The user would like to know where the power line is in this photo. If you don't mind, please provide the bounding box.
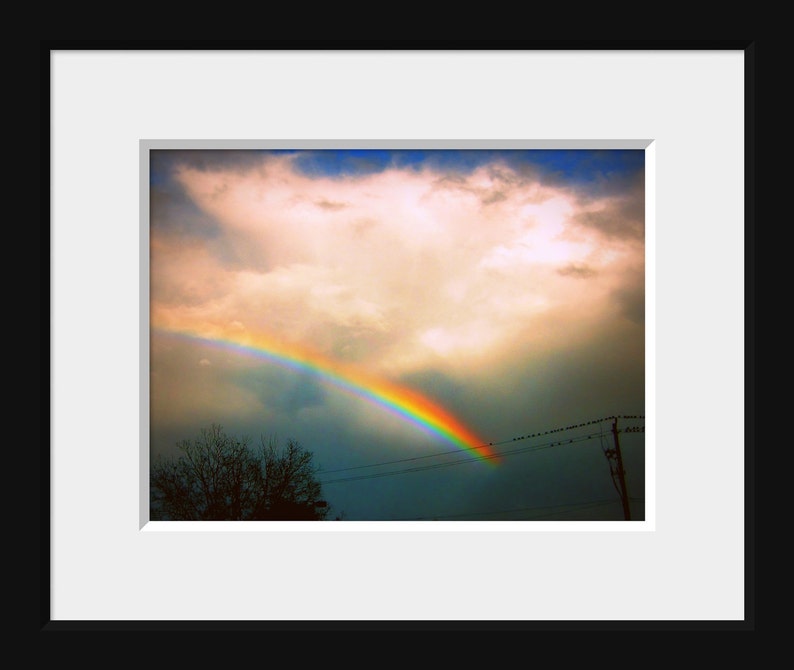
[318,445,474,475]
[317,414,645,476]
[318,434,641,484]
[319,429,637,485]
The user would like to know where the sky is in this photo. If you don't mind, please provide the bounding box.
[148,148,646,521]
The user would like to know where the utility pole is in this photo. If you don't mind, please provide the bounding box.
[611,417,632,520]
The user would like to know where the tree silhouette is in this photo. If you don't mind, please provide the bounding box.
[150,424,330,520]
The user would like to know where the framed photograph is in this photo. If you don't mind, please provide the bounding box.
[45,42,753,629]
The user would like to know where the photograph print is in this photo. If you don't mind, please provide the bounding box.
[147,147,646,522]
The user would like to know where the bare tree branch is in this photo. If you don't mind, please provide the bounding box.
[150,424,331,521]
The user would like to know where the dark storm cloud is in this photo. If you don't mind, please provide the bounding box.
[233,366,327,415]
[557,263,598,279]
[480,190,508,205]
[313,198,349,211]
[611,279,646,325]
[149,182,221,238]
[151,149,279,177]
[429,165,526,208]
[571,196,645,240]
[565,167,645,241]
[150,151,269,273]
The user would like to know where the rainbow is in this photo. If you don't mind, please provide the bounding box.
[153,326,498,463]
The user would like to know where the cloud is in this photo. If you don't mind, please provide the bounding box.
[313,198,349,211]
[568,172,645,241]
[557,263,598,279]
[152,153,644,379]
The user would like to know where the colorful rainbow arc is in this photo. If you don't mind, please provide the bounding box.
[153,327,498,464]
